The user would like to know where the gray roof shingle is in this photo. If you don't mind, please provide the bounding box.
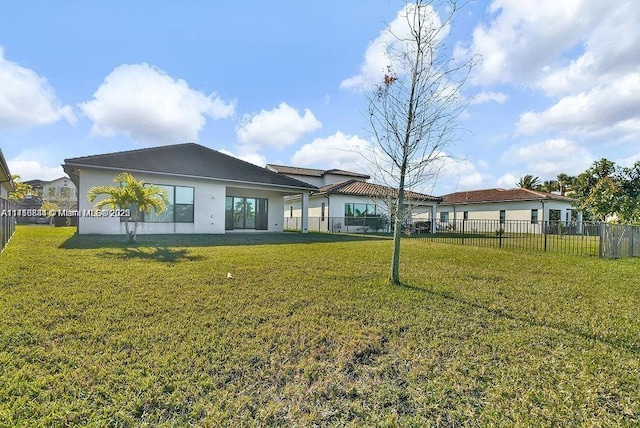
[63,143,316,190]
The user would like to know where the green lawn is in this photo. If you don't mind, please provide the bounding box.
[1,226,639,426]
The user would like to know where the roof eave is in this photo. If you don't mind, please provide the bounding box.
[63,163,317,192]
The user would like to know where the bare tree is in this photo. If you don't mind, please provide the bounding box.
[366,0,474,284]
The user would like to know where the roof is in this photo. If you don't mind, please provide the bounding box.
[0,149,14,191]
[440,188,576,205]
[266,164,370,179]
[314,179,441,202]
[63,143,316,191]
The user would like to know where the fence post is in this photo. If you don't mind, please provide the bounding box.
[599,222,604,258]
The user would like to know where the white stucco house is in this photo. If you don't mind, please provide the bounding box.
[266,165,441,233]
[62,143,317,235]
[437,188,581,234]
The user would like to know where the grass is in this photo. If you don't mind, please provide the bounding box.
[1,226,639,426]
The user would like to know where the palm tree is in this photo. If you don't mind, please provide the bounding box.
[556,173,574,196]
[87,172,168,243]
[540,180,559,193]
[517,174,541,190]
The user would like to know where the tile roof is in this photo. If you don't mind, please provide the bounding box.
[266,164,370,179]
[63,143,316,190]
[314,179,441,202]
[440,188,576,205]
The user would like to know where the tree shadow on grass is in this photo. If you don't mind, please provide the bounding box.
[100,247,205,263]
[59,232,390,250]
[400,282,640,355]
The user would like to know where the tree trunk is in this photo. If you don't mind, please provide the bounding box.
[389,173,407,285]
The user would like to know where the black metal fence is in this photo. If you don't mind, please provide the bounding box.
[1,196,16,253]
[417,219,601,257]
[285,216,395,234]
[284,217,640,259]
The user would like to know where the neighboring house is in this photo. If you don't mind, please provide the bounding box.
[0,149,16,252]
[15,177,77,224]
[62,143,316,235]
[42,177,77,208]
[265,164,370,187]
[268,165,441,233]
[437,188,581,234]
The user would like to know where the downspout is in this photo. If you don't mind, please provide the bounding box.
[325,195,330,232]
[541,199,547,251]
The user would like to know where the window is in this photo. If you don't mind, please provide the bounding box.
[60,187,71,198]
[321,202,325,221]
[122,184,194,223]
[225,196,268,230]
[549,209,561,224]
[531,209,538,224]
[463,211,468,220]
[48,187,56,198]
[175,186,194,222]
[344,203,382,228]
[499,210,506,224]
[440,211,449,222]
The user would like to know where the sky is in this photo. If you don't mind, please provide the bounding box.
[1,0,639,196]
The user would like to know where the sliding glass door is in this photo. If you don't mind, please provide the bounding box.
[225,197,268,230]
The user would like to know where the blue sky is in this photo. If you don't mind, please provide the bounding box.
[1,0,639,195]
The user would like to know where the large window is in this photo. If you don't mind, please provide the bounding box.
[123,184,194,223]
[549,209,561,224]
[499,210,506,224]
[225,197,268,230]
[440,211,449,222]
[344,203,382,228]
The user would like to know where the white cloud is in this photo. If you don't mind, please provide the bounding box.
[501,138,595,177]
[464,0,612,87]
[469,91,509,105]
[516,73,640,139]
[8,159,65,181]
[434,156,487,193]
[291,131,374,172]
[218,148,266,167]
[79,63,234,144]
[236,102,321,149]
[340,3,447,90]
[0,47,75,128]
[496,173,518,189]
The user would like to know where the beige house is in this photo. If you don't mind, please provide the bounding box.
[267,165,441,233]
[437,188,580,234]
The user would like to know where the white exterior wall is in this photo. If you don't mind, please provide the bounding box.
[284,194,437,233]
[282,174,325,188]
[78,168,297,234]
[43,177,77,200]
[437,200,576,234]
[322,174,367,186]
[280,173,367,187]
